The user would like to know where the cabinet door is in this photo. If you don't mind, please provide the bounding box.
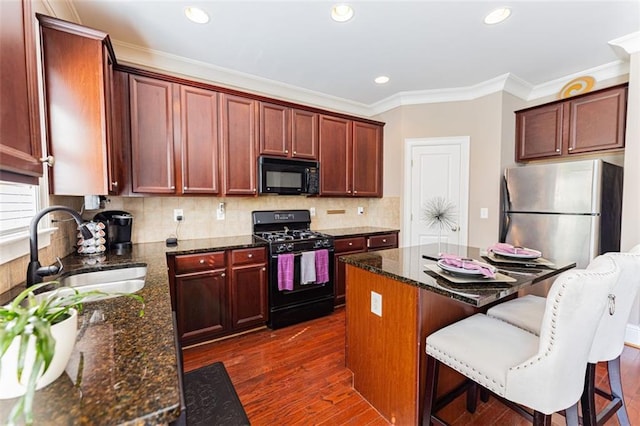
[180,85,220,194]
[516,103,564,161]
[352,121,383,197]
[103,46,121,195]
[176,269,228,344]
[319,115,352,196]
[129,75,176,193]
[230,263,268,329]
[0,0,42,182]
[334,237,367,306]
[259,102,291,157]
[291,109,318,159]
[40,22,110,195]
[568,86,627,154]
[220,94,258,195]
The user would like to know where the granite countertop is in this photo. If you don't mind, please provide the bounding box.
[0,235,265,425]
[317,226,399,238]
[340,243,575,307]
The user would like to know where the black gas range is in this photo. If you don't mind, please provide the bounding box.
[252,210,335,329]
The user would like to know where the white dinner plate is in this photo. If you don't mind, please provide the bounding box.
[437,259,495,277]
[491,247,542,259]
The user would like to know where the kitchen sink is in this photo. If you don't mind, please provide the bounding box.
[36,266,147,303]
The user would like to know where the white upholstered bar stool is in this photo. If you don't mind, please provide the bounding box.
[423,257,620,426]
[486,246,640,426]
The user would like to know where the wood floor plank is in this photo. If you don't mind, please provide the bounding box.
[182,307,640,425]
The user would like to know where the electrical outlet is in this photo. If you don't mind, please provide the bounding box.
[310,207,316,217]
[174,209,184,222]
[371,291,382,317]
[357,206,364,215]
[217,202,225,220]
[480,207,489,219]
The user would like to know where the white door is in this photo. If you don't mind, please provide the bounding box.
[403,137,469,248]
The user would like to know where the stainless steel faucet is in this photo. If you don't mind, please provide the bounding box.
[26,205,94,287]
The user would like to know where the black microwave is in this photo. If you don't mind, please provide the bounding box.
[258,156,319,195]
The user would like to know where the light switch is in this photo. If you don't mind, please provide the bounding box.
[480,208,489,219]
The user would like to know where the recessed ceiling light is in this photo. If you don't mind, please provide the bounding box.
[185,6,210,24]
[331,4,354,22]
[374,76,390,84]
[484,7,511,25]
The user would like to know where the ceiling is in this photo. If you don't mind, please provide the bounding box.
[55,1,639,115]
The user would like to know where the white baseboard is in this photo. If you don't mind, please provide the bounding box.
[625,323,640,347]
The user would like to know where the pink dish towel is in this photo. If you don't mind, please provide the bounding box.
[439,253,496,278]
[315,249,330,284]
[488,243,541,257]
[278,253,294,291]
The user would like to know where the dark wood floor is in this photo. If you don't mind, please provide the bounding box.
[183,308,640,425]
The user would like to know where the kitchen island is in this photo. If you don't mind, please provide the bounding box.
[0,236,266,425]
[341,243,575,425]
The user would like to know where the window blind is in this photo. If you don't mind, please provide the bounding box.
[0,181,38,236]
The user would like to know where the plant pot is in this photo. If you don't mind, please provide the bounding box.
[0,308,78,399]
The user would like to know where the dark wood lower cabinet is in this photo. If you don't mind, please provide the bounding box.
[168,247,268,346]
[175,269,228,345]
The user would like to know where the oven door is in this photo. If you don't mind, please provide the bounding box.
[269,248,335,308]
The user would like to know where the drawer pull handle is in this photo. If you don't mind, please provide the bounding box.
[348,242,353,246]
[248,253,253,258]
[199,259,205,264]
[382,239,386,243]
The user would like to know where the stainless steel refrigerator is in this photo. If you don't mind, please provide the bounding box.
[501,159,623,268]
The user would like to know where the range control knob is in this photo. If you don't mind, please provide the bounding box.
[275,244,286,253]
[313,240,323,249]
[286,243,294,252]
[322,239,332,247]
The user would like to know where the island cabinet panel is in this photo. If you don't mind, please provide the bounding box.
[175,269,228,344]
[221,94,258,195]
[38,15,118,195]
[516,84,627,162]
[179,85,220,194]
[319,115,352,195]
[352,121,383,197]
[291,109,319,159]
[0,0,42,182]
[345,264,480,425]
[129,75,175,193]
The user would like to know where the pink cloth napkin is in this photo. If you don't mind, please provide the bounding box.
[315,249,329,284]
[278,253,294,291]
[488,243,541,257]
[439,253,496,278]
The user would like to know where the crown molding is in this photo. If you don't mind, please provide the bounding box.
[609,31,640,56]
[39,0,81,23]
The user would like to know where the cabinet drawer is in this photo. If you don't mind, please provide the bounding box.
[231,247,267,265]
[335,237,366,252]
[367,233,398,250]
[174,252,225,274]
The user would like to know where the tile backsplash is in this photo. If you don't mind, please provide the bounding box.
[0,195,400,291]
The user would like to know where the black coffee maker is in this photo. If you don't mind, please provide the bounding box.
[93,210,133,253]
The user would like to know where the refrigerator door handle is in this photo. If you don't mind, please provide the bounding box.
[500,176,511,242]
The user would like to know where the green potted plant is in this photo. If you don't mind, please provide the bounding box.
[0,283,144,425]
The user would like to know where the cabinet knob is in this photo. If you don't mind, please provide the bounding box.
[293,151,297,155]
[262,267,266,271]
[39,155,55,167]
[248,253,253,258]
[353,190,357,194]
[285,149,289,154]
[171,186,175,190]
[382,239,386,243]
[347,190,351,194]
[111,181,118,188]
[556,148,560,152]
[184,186,188,190]
[568,147,573,151]
[221,273,226,277]
[348,242,353,246]
[199,259,205,264]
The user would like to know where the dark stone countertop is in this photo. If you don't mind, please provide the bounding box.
[340,243,575,307]
[317,226,399,238]
[0,235,265,425]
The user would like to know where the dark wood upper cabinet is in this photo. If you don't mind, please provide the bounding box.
[259,103,318,160]
[129,75,175,194]
[220,93,258,195]
[319,115,351,196]
[516,84,627,162]
[319,115,383,197]
[179,85,220,194]
[0,0,42,183]
[38,14,118,195]
[352,121,383,197]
